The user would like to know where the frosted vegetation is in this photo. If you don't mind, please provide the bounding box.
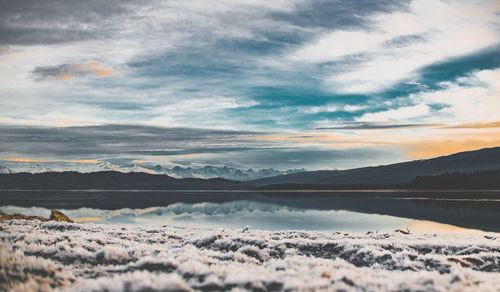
[1,220,499,291]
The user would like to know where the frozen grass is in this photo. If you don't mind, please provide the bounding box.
[1,220,499,291]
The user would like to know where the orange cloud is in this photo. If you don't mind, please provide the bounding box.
[40,61,113,81]
[84,61,113,77]
[403,134,500,159]
[93,68,113,77]
[244,127,500,160]
[85,61,100,69]
[58,74,73,80]
[69,159,100,164]
[137,207,159,215]
[444,121,500,129]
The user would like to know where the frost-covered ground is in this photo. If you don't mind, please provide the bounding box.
[1,220,499,292]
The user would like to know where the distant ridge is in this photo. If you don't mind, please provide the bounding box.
[1,147,499,190]
[248,147,500,187]
[152,165,305,181]
[0,162,304,181]
[0,171,246,190]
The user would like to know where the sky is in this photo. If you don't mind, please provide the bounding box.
[0,0,500,171]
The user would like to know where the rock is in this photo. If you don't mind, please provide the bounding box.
[447,257,470,267]
[0,211,49,222]
[341,276,355,286]
[463,257,485,266]
[49,209,73,223]
[394,229,411,235]
[0,210,73,223]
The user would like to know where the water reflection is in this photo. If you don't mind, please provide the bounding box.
[402,220,496,235]
[1,200,498,235]
[1,190,499,233]
[0,203,408,232]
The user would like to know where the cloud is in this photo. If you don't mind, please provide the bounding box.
[299,105,338,114]
[404,136,500,159]
[0,0,135,46]
[1,0,499,171]
[69,159,100,163]
[32,61,112,81]
[198,147,401,170]
[315,122,439,130]
[4,158,55,163]
[357,104,431,122]
[352,68,500,125]
[444,121,500,129]
[2,158,100,164]
[410,69,500,123]
[0,124,260,158]
[269,0,410,30]
[2,0,495,132]
[0,0,321,130]
[0,124,404,170]
[1,123,499,170]
[289,0,500,94]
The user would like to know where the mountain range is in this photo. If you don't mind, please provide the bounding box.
[154,165,305,181]
[0,147,499,190]
[0,163,304,181]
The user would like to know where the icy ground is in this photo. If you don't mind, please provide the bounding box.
[1,220,499,291]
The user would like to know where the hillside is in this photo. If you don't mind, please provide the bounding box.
[249,147,500,186]
[0,171,246,190]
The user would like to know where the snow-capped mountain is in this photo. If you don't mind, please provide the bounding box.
[0,165,14,174]
[74,161,123,173]
[1,162,118,174]
[151,165,305,181]
[27,164,53,173]
[0,162,306,181]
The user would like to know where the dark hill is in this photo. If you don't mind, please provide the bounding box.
[248,147,500,186]
[0,171,247,190]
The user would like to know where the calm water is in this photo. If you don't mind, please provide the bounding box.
[1,190,499,234]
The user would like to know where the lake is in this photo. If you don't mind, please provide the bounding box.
[1,190,499,234]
